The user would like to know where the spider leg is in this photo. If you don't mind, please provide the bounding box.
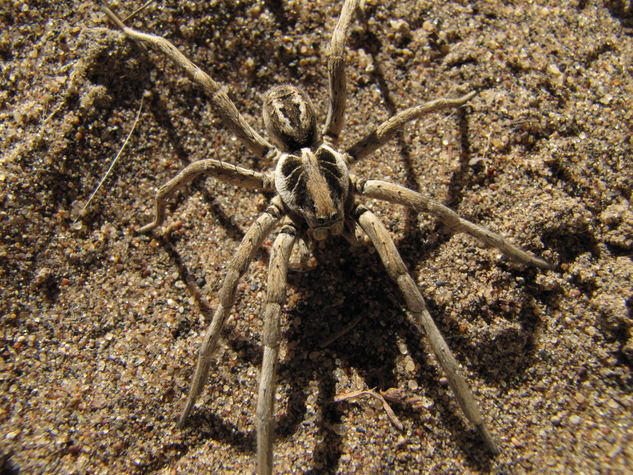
[138,159,274,233]
[178,197,284,427]
[256,221,296,475]
[346,92,477,161]
[353,204,500,455]
[101,5,276,161]
[323,0,360,145]
[354,177,553,269]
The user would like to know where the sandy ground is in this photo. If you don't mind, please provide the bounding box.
[1,0,633,472]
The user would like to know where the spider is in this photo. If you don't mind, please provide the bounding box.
[101,1,552,472]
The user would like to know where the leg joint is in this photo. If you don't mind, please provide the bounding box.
[351,203,369,219]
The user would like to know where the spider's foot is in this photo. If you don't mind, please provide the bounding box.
[533,256,555,270]
[177,398,196,428]
[506,251,555,271]
[477,422,501,456]
[176,412,188,429]
[462,90,477,102]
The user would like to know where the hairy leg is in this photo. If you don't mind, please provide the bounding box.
[256,222,296,475]
[354,177,552,269]
[178,197,284,427]
[323,0,359,145]
[101,4,275,160]
[354,204,500,454]
[346,92,476,161]
[139,159,273,232]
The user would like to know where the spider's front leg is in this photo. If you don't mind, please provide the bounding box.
[178,197,284,427]
[353,204,500,454]
[101,4,275,160]
[256,221,296,475]
[323,0,360,145]
[138,159,274,232]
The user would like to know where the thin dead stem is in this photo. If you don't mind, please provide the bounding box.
[334,388,404,431]
[75,94,144,223]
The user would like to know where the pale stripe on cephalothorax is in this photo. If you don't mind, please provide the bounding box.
[274,144,349,237]
[303,149,338,219]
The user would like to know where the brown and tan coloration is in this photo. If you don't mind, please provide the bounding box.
[99,1,553,473]
[263,85,319,153]
[274,144,349,241]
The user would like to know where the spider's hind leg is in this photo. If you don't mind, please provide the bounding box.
[353,204,500,455]
[256,222,296,474]
[101,4,274,160]
[178,197,283,427]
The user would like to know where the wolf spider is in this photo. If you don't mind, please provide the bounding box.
[102,1,552,472]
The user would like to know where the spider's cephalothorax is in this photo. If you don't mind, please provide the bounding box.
[275,145,350,240]
[266,85,350,240]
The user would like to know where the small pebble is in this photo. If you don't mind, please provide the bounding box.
[405,357,415,372]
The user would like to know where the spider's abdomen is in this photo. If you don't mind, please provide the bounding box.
[263,85,319,152]
[275,144,350,240]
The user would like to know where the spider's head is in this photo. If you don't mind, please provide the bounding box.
[263,85,319,152]
[275,145,350,241]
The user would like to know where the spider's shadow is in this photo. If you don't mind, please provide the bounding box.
[277,241,500,471]
[172,234,503,472]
